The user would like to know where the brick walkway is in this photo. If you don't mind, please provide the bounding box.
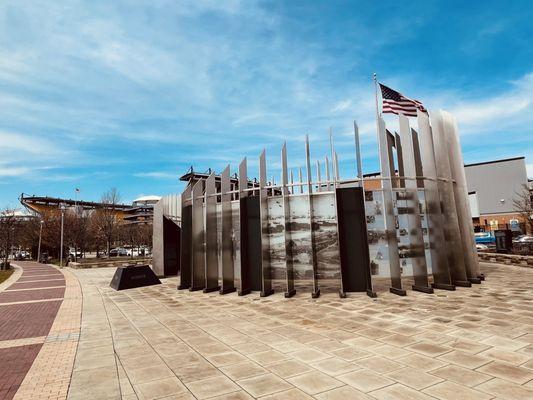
[0,262,81,400]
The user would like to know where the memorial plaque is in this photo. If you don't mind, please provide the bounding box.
[110,265,161,291]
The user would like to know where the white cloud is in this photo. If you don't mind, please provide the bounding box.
[134,171,177,179]
[0,166,30,177]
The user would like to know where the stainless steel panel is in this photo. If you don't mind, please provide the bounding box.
[298,167,304,194]
[259,150,273,296]
[334,152,340,181]
[204,172,219,292]
[430,110,469,286]
[220,165,236,294]
[239,157,248,199]
[305,135,320,297]
[386,130,397,188]
[377,116,403,294]
[325,156,331,191]
[191,179,205,290]
[178,185,192,289]
[237,157,248,294]
[316,160,322,192]
[395,132,405,188]
[354,121,363,184]
[442,112,481,280]
[411,129,424,188]
[417,111,452,287]
[281,143,295,297]
[398,115,431,292]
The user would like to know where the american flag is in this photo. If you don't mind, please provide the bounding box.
[379,83,427,117]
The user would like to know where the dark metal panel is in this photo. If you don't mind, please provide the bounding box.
[336,187,373,294]
[190,180,205,291]
[281,143,295,297]
[395,132,405,188]
[354,121,363,183]
[398,115,432,293]
[259,150,273,297]
[305,135,320,298]
[430,111,470,287]
[416,111,453,289]
[178,187,192,290]
[377,117,405,295]
[220,165,236,294]
[204,172,220,293]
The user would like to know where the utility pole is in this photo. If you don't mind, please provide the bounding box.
[37,220,43,263]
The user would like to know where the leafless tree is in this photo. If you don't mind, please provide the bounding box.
[94,188,121,256]
[0,208,17,269]
[513,184,533,234]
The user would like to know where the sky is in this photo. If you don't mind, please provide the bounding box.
[1,0,532,207]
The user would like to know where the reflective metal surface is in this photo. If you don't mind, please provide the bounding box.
[305,135,320,297]
[204,172,219,292]
[398,115,431,292]
[377,116,404,294]
[220,165,236,294]
[259,150,273,296]
[442,112,481,281]
[191,179,206,291]
[430,111,469,286]
[281,143,295,297]
[416,111,453,288]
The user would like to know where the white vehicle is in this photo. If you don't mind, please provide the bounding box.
[476,243,488,251]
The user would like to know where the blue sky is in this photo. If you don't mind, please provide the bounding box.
[1,0,532,207]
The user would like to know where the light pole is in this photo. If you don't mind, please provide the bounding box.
[37,220,43,263]
[59,203,67,268]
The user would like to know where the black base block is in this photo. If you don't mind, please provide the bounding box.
[238,289,251,296]
[203,286,220,293]
[453,280,472,287]
[220,287,237,295]
[468,277,482,284]
[338,291,347,299]
[389,287,407,296]
[189,286,204,292]
[432,283,456,291]
[177,284,190,290]
[412,285,434,294]
[478,274,485,281]
[110,265,161,291]
[366,290,378,298]
[260,289,274,297]
[311,290,321,299]
[284,289,296,298]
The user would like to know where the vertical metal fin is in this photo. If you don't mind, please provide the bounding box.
[204,172,220,292]
[178,185,192,290]
[430,111,470,287]
[281,143,295,297]
[259,150,273,296]
[398,115,432,293]
[220,165,236,294]
[378,117,405,295]
[417,111,453,289]
[305,135,320,298]
[190,179,206,291]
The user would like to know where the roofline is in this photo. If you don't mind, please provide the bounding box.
[464,156,525,168]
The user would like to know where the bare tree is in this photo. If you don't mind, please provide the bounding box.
[0,208,17,269]
[513,184,533,234]
[94,188,121,256]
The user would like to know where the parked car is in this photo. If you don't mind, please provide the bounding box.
[474,232,495,245]
[476,243,488,251]
[109,248,128,257]
[514,235,533,243]
[14,250,30,260]
[39,252,49,264]
[68,248,82,260]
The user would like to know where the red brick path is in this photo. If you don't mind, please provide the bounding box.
[0,262,66,400]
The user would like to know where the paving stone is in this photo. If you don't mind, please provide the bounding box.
[337,369,395,392]
[314,385,373,400]
[476,361,533,384]
[287,371,343,395]
[422,381,492,400]
[237,373,292,397]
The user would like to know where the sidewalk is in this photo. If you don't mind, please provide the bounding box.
[0,262,81,400]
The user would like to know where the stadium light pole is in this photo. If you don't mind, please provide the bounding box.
[59,203,67,268]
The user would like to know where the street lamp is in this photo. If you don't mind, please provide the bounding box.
[59,203,67,268]
[37,220,44,263]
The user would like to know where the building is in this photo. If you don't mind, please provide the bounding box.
[464,157,530,232]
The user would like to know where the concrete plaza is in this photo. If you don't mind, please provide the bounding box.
[1,261,533,399]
